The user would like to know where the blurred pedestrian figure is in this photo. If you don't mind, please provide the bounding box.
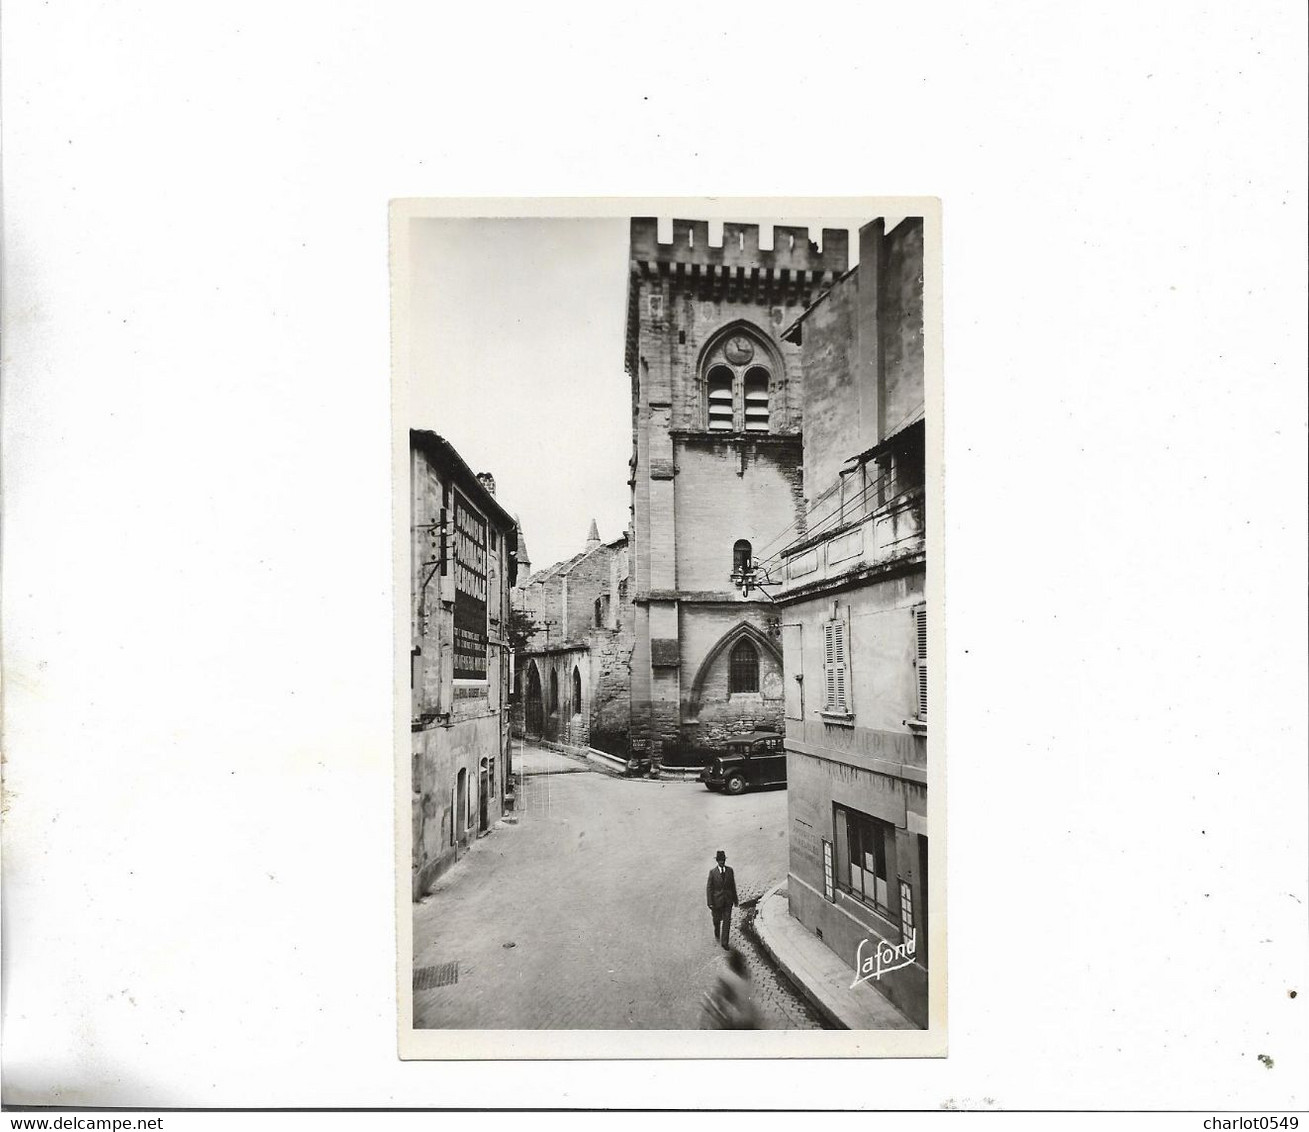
[700,947,762,1029]
[706,849,739,948]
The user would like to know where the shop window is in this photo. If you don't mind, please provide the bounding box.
[728,638,759,694]
[833,804,896,916]
[917,834,929,967]
[899,879,914,942]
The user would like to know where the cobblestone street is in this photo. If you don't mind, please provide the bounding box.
[412,740,829,1029]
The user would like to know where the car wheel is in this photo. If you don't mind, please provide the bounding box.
[724,774,746,796]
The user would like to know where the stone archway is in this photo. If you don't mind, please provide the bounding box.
[525,662,543,738]
[686,620,782,718]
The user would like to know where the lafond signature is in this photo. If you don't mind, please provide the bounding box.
[851,930,916,987]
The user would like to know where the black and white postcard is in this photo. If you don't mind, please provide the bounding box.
[392,199,945,1057]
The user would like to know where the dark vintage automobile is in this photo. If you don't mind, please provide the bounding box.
[699,731,787,795]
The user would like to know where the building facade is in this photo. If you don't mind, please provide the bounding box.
[624,218,849,760]
[773,218,930,1027]
[410,430,517,899]
[511,521,634,758]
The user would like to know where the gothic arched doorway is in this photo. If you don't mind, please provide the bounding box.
[455,767,468,845]
[525,663,543,738]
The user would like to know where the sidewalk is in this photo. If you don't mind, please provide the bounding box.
[752,883,917,1030]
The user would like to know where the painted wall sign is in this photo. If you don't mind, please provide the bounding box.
[452,492,488,681]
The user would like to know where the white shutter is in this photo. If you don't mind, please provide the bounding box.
[914,605,928,721]
[782,624,803,720]
[823,621,837,712]
[823,617,850,715]
[832,618,848,714]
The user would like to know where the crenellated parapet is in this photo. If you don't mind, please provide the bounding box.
[625,218,848,378]
[631,218,848,275]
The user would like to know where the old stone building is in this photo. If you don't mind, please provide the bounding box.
[511,520,633,758]
[410,430,517,898]
[772,217,930,1026]
[624,218,849,759]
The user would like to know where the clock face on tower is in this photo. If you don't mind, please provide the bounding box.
[724,336,754,365]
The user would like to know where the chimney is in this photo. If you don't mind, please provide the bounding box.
[475,472,497,497]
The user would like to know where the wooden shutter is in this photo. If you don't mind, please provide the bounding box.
[782,624,804,719]
[914,605,928,721]
[823,621,837,712]
[832,617,848,714]
[823,617,849,715]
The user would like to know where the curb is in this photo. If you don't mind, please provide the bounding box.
[516,739,706,783]
[750,881,848,1030]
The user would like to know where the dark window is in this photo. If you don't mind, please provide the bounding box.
[572,667,582,715]
[733,539,752,574]
[834,804,897,917]
[549,670,559,712]
[728,639,759,694]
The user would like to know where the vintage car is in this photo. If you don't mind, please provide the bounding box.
[699,731,787,795]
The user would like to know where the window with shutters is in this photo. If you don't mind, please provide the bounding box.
[913,604,928,722]
[701,327,774,434]
[743,367,770,432]
[822,616,851,717]
[706,366,734,432]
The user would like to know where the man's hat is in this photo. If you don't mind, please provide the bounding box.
[715,850,726,860]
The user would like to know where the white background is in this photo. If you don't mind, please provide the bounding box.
[3,0,1306,1111]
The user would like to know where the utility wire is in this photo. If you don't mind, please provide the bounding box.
[753,470,899,574]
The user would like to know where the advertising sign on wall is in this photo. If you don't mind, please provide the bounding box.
[452,491,488,681]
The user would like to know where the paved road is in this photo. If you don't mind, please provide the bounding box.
[412,740,828,1029]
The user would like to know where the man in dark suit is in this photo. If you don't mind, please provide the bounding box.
[706,849,739,949]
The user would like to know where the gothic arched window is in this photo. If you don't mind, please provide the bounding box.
[706,366,734,432]
[549,670,559,713]
[572,667,582,715]
[729,639,760,694]
[743,367,770,433]
[702,328,772,434]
